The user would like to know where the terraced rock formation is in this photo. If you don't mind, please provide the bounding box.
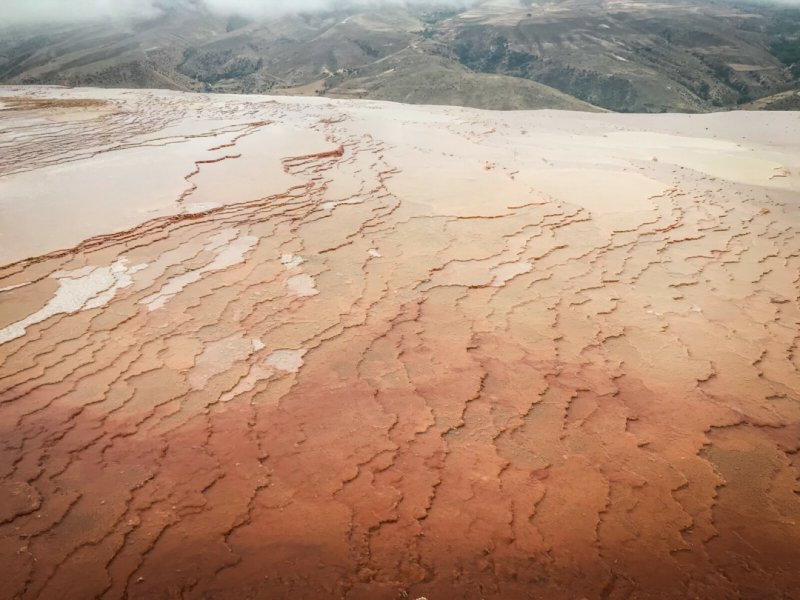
[0,87,799,599]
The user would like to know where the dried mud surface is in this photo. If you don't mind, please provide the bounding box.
[0,87,799,600]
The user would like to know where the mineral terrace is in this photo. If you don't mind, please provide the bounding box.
[0,87,798,600]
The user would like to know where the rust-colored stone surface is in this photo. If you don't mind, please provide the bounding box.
[0,88,799,599]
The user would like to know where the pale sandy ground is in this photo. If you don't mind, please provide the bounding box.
[1,86,797,263]
[0,86,798,600]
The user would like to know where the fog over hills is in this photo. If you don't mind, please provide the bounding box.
[0,0,472,24]
[1,0,799,112]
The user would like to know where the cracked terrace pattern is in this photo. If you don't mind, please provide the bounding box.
[0,87,799,600]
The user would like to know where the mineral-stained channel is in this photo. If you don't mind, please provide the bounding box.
[0,87,798,600]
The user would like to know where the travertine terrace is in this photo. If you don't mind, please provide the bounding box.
[0,87,799,599]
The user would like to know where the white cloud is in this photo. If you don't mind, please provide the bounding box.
[203,0,468,17]
[0,0,472,25]
[0,0,162,25]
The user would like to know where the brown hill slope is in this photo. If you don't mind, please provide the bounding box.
[1,0,798,112]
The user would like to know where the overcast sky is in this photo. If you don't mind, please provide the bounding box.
[0,0,158,25]
[0,0,475,26]
[0,0,797,26]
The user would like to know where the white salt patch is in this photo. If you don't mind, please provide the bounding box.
[141,228,257,311]
[206,228,238,251]
[142,272,201,311]
[130,242,197,292]
[86,260,147,309]
[220,363,273,402]
[183,202,221,214]
[280,253,304,270]
[188,332,254,390]
[208,234,257,270]
[0,258,146,344]
[0,281,30,293]
[266,349,307,373]
[368,249,382,258]
[490,261,532,287]
[287,273,318,297]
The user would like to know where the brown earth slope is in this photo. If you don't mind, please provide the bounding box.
[1,0,799,112]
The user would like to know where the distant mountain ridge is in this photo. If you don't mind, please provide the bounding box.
[1,0,798,112]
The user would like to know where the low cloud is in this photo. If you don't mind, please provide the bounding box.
[204,0,470,16]
[0,0,472,26]
[0,0,161,25]
[6,0,797,27]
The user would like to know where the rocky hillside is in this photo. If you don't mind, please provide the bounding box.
[1,0,799,112]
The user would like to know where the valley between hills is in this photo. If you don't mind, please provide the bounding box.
[2,0,799,113]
